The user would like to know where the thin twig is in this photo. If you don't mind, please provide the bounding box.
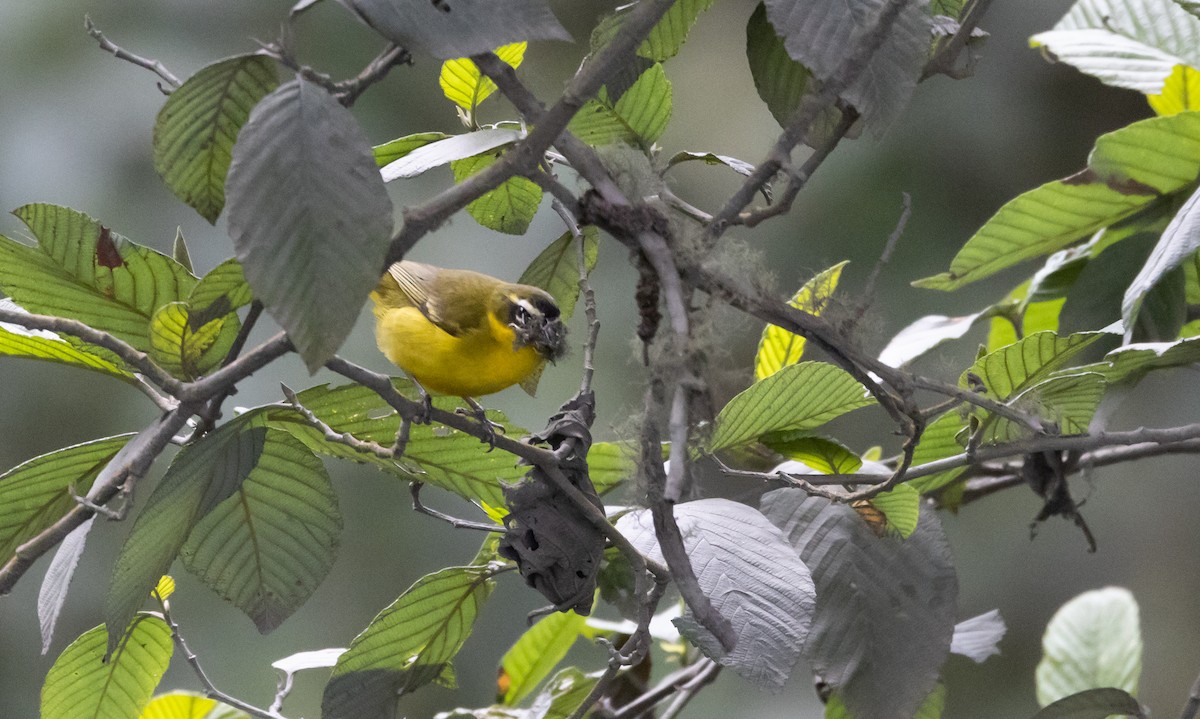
[196,300,265,434]
[609,659,719,719]
[84,15,181,92]
[855,192,912,324]
[658,660,722,719]
[1180,669,1200,719]
[921,0,996,81]
[160,599,289,719]
[409,482,499,532]
[335,43,412,106]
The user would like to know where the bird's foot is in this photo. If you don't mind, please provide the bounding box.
[457,398,505,449]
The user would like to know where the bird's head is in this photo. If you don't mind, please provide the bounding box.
[499,285,568,362]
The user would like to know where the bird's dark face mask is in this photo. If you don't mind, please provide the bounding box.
[508,296,569,362]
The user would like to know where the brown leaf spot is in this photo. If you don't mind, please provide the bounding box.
[1062,168,1158,196]
[95,227,124,268]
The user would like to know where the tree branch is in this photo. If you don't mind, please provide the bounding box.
[84,15,181,92]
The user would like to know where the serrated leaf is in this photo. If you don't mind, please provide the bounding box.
[498,610,587,705]
[917,111,1200,290]
[588,441,634,495]
[745,2,847,142]
[985,372,1106,442]
[154,54,279,223]
[149,301,238,380]
[189,258,254,318]
[1036,587,1142,706]
[381,129,521,180]
[710,361,874,452]
[518,226,599,321]
[762,491,957,719]
[226,78,394,372]
[755,261,847,381]
[106,413,268,655]
[0,434,134,564]
[908,411,968,494]
[951,609,1007,663]
[451,149,543,235]
[374,132,453,167]
[617,499,816,691]
[763,434,862,474]
[40,518,95,654]
[440,42,526,115]
[1123,183,1200,337]
[180,429,341,633]
[961,331,1107,400]
[322,565,498,718]
[0,204,197,349]
[640,0,716,60]
[0,300,135,383]
[1148,64,1200,115]
[334,0,568,59]
[42,614,173,719]
[139,691,251,719]
[762,0,931,132]
[1031,688,1147,719]
[868,483,919,538]
[266,381,524,506]
[1029,0,1200,94]
[568,63,672,145]
[1068,334,1200,383]
[878,310,989,368]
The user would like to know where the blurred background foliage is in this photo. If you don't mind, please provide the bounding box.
[1,1,1197,717]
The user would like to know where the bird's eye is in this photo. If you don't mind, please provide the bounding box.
[512,302,532,324]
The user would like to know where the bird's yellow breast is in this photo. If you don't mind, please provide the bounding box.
[374,305,542,397]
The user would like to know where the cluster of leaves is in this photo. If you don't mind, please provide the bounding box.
[4,0,1200,718]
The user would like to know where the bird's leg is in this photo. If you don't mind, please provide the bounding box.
[457,396,506,449]
[403,372,434,424]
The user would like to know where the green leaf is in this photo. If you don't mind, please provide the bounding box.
[869,484,920,538]
[710,362,875,452]
[1031,688,1146,719]
[825,684,946,719]
[148,301,239,380]
[1123,183,1200,335]
[172,229,193,273]
[0,435,134,563]
[180,429,341,633]
[588,441,634,495]
[755,261,847,381]
[908,411,968,494]
[440,42,526,115]
[1036,587,1142,706]
[961,330,1107,400]
[1068,334,1200,383]
[226,78,394,372]
[451,149,543,235]
[0,300,135,382]
[373,132,453,167]
[745,3,846,141]
[1029,0,1200,94]
[1148,64,1200,115]
[153,54,279,223]
[568,63,672,145]
[917,112,1200,290]
[139,691,251,719]
[106,413,268,655]
[42,614,173,719]
[322,565,498,719]
[640,0,716,60]
[536,667,603,719]
[189,258,254,317]
[498,610,587,705]
[763,434,863,474]
[518,226,599,320]
[267,381,523,507]
[0,204,197,350]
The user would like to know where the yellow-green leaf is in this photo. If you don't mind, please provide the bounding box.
[1149,64,1200,116]
[870,484,920,538]
[499,610,587,705]
[755,261,847,381]
[451,149,543,235]
[139,691,250,719]
[440,42,526,116]
[152,576,175,603]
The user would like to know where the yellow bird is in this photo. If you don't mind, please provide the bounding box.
[370,261,568,407]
